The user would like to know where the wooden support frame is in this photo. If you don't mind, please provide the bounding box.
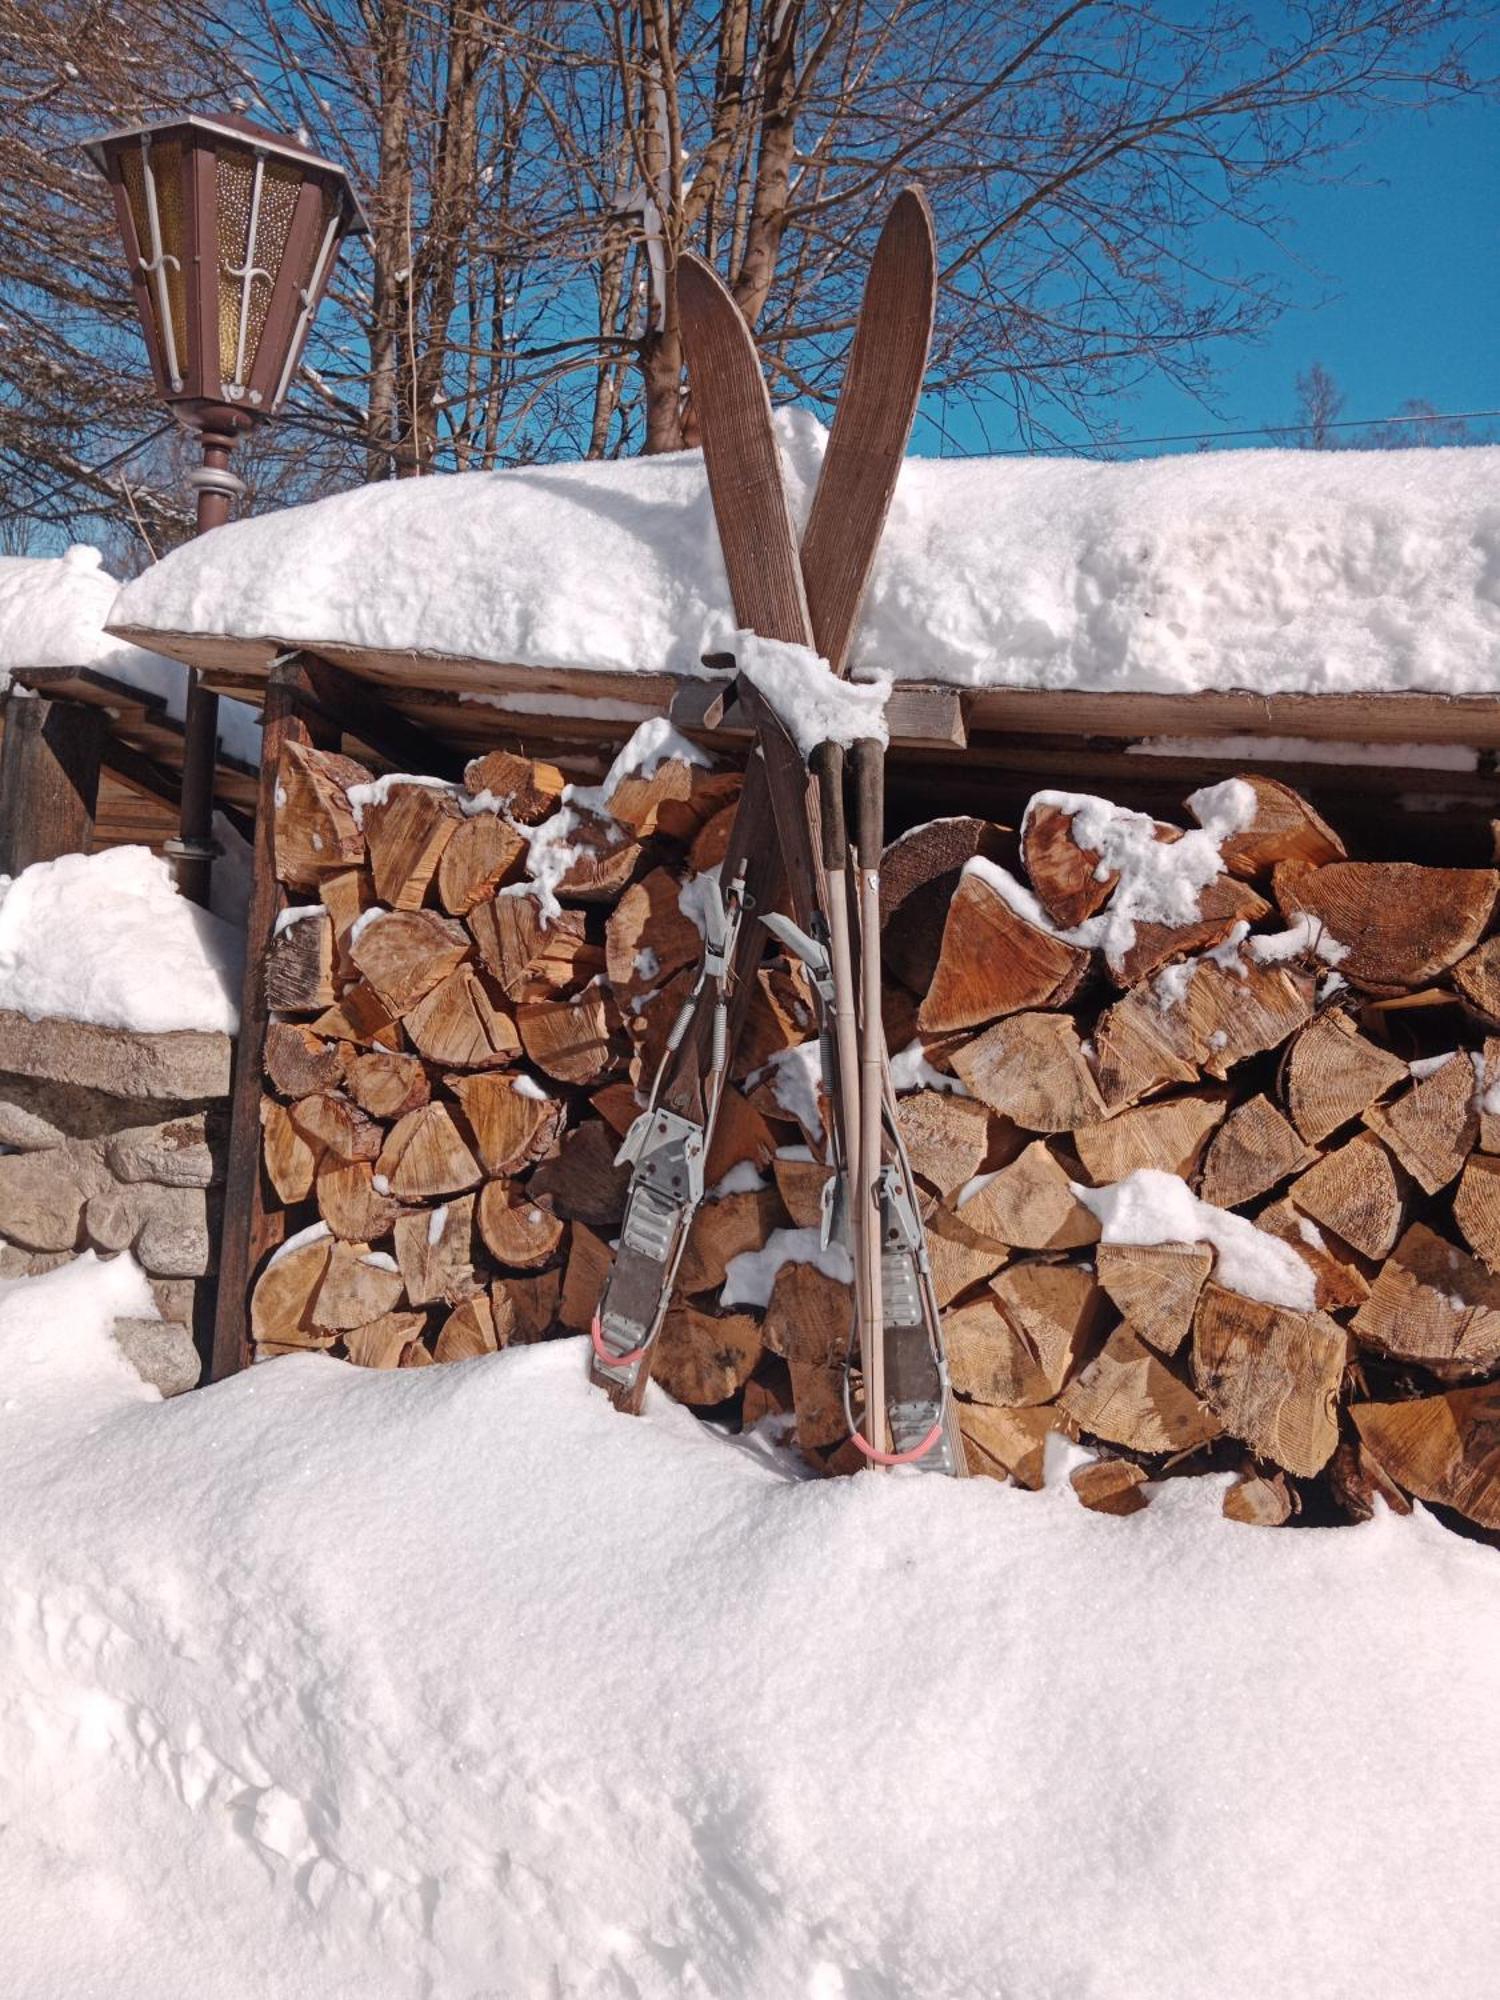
[210,654,338,1380]
[0,692,106,871]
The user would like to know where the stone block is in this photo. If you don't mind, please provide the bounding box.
[0,1243,71,1278]
[113,1318,201,1398]
[104,1112,220,1189]
[0,1142,108,1252]
[132,1185,217,1278]
[0,1009,232,1102]
[83,1189,138,1254]
[0,1069,196,1151]
[149,1277,198,1324]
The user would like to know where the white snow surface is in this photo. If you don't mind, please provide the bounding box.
[109,421,1500,696]
[0,846,243,1034]
[1075,1169,1317,1310]
[1,545,261,763]
[734,632,891,754]
[4,1253,1500,1999]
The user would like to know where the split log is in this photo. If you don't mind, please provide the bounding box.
[1274,860,1498,991]
[503,1268,561,1342]
[377,1104,483,1200]
[1020,800,1117,929]
[917,864,1090,1035]
[516,982,622,1086]
[289,1091,382,1164]
[1479,1038,1500,1155]
[1198,1094,1315,1209]
[1281,1009,1408,1145]
[1093,957,1313,1108]
[956,1141,1100,1253]
[349,908,471,1014]
[1071,1460,1151,1516]
[361,781,460,909]
[1451,935,1500,1027]
[959,1403,1061,1489]
[467,896,591,1000]
[651,1307,762,1405]
[1327,1438,1412,1522]
[741,1364,793,1429]
[1286,1131,1403,1263]
[1194,774,1345,879]
[652,766,742,843]
[1072,1090,1228,1186]
[677,1188,786,1295]
[604,867,704,999]
[261,1097,319,1205]
[249,1232,335,1348]
[1223,1471,1294,1527]
[312,981,402,1050]
[880,817,1015,993]
[264,1021,343,1099]
[528,1120,631,1228]
[1191,1282,1345,1477]
[923,1204,1010,1307]
[1363,1052,1478,1194]
[1111,877,1270,990]
[704,1087,778,1186]
[1095,1242,1212,1356]
[344,1050,429,1121]
[559,1221,611,1333]
[762,1263,851,1369]
[625,968,695,1091]
[952,1012,1107,1133]
[274,741,368,887]
[894,1091,994,1200]
[606,756,702,838]
[1255,1199,1370,1312]
[788,1361,849,1451]
[463,749,566,823]
[771,1154,832,1231]
[1351,1222,1500,1376]
[733,964,816,1082]
[476,1180,564,1268]
[689,802,738,873]
[315,1158,402,1243]
[554,814,643,903]
[1353,1384,1500,1529]
[944,1294,1054,1407]
[317,866,372,966]
[590,1080,641,1139]
[436,813,525,915]
[1059,1326,1221,1455]
[265,909,335,1012]
[1454,1154,1500,1275]
[991,1261,1111,1396]
[403,965,521,1069]
[345,1310,427,1370]
[311,1241,405,1331]
[434,1289,513,1363]
[447,1072,564,1177]
[393,1195,478,1307]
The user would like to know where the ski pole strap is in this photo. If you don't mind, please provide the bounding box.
[845,1416,946,1467]
[590,1311,649,1373]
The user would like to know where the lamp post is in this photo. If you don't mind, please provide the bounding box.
[84,112,366,905]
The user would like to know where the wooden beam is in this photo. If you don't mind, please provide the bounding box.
[210,657,335,1381]
[0,694,105,870]
[101,736,181,810]
[299,652,467,779]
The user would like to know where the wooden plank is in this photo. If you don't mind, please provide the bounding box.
[300,653,467,779]
[0,694,105,870]
[964,685,1500,749]
[210,656,333,1382]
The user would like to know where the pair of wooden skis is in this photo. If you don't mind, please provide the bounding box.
[588,190,963,1475]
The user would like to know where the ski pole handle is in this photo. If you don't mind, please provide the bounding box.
[852,736,884,869]
[813,741,846,871]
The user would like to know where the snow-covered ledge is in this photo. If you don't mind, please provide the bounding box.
[0,849,244,1395]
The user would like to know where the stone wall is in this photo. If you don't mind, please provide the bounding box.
[0,1008,232,1394]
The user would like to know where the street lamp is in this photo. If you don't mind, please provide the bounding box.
[84,112,367,904]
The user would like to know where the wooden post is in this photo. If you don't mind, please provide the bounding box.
[210,656,336,1380]
[0,693,106,872]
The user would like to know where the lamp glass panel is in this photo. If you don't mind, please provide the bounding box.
[215,148,304,388]
[119,136,190,384]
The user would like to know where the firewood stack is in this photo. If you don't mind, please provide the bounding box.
[254,735,1500,1536]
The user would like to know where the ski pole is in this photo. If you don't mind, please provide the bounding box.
[852,733,887,1458]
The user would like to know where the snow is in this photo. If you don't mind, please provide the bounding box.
[721,1225,854,1308]
[733,632,891,755]
[109,426,1500,697]
[265,1219,331,1268]
[1075,1169,1317,1310]
[888,1039,970,1095]
[0,545,261,765]
[1247,916,1349,966]
[709,1160,769,1198]
[1128,734,1483,771]
[510,1073,551,1102]
[765,1038,825,1141]
[5,1252,1500,2000]
[0,846,243,1035]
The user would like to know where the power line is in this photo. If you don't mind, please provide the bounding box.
[956,405,1500,459]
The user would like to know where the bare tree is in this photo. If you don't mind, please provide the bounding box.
[1291,361,1347,448]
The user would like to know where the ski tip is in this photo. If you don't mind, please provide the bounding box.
[676,250,738,320]
[886,184,936,261]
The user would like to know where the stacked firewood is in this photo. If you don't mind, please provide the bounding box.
[255,735,1500,1535]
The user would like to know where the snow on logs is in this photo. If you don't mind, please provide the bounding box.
[253,737,1500,1532]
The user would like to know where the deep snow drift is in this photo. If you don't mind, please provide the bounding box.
[0,845,243,1033]
[4,1253,1498,2000]
[0,544,261,765]
[110,420,1500,697]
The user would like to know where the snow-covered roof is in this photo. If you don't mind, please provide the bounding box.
[108,419,1500,700]
[0,544,261,766]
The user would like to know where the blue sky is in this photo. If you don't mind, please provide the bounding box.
[938,92,1498,458]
